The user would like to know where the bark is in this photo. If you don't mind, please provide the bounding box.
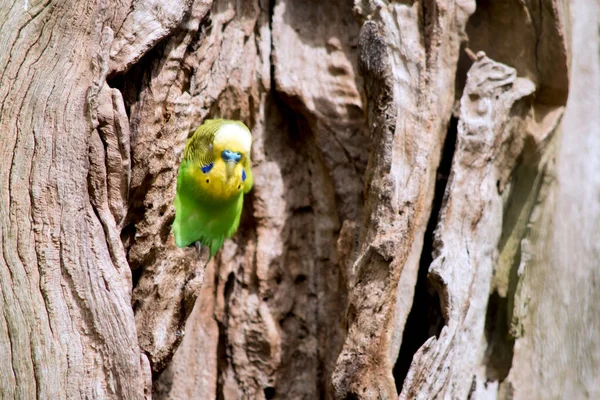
[0,1,147,398]
[0,0,598,399]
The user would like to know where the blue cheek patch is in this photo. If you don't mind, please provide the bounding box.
[242,169,246,182]
[201,163,214,173]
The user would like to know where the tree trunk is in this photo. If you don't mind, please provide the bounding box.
[0,0,597,399]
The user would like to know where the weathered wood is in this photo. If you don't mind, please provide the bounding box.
[503,0,600,397]
[331,1,474,397]
[270,1,369,397]
[397,0,571,397]
[1,0,597,398]
[400,53,536,399]
[118,0,214,373]
[0,0,209,396]
[154,0,370,398]
[0,1,147,398]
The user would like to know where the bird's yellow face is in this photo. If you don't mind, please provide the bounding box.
[212,123,251,180]
[191,122,252,202]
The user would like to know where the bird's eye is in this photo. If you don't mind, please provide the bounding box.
[201,163,214,173]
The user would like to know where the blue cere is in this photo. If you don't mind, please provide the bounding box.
[242,169,246,182]
[222,150,242,162]
[201,162,214,173]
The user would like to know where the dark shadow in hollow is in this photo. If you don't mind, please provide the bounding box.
[483,291,515,382]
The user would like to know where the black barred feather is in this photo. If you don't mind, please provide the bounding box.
[184,119,220,166]
[184,119,252,166]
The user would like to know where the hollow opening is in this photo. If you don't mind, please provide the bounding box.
[264,386,276,399]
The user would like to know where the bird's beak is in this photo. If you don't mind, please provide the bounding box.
[222,150,242,179]
[226,161,236,179]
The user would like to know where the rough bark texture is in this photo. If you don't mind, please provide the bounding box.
[400,52,537,399]
[331,2,475,397]
[502,0,600,397]
[0,1,147,398]
[0,0,598,399]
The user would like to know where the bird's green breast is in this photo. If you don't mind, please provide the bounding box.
[173,159,246,255]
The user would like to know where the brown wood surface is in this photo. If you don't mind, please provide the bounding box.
[1,0,597,399]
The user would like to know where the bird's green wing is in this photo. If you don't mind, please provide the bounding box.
[184,119,224,164]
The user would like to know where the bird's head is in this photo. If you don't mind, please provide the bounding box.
[213,122,252,178]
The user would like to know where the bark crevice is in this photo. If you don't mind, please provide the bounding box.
[392,115,458,391]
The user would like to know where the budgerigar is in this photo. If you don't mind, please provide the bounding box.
[173,119,253,257]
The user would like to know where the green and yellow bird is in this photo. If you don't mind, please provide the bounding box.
[173,119,253,256]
